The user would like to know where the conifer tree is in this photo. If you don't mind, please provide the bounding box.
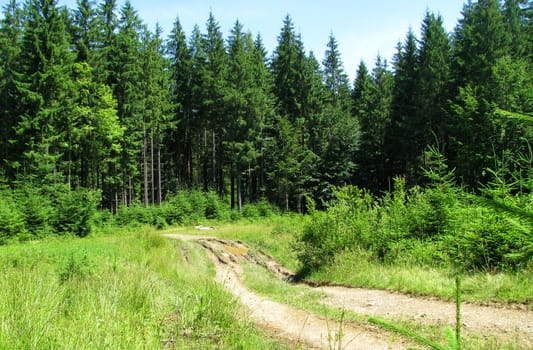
[15,0,75,182]
[386,29,418,180]
[226,21,254,209]
[165,16,193,191]
[140,24,171,205]
[202,12,227,194]
[453,0,510,99]
[352,61,373,118]
[315,33,358,200]
[250,34,277,201]
[0,0,23,178]
[72,0,98,63]
[188,25,208,189]
[111,0,144,204]
[93,0,117,85]
[269,15,316,211]
[356,55,393,191]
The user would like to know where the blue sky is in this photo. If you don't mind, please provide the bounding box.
[4,0,466,81]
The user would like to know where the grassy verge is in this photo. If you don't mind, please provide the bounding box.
[307,249,533,304]
[0,228,290,349]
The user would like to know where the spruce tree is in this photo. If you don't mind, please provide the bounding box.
[416,12,452,148]
[356,55,393,191]
[165,16,193,191]
[15,0,75,182]
[93,0,117,85]
[386,29,418,181]
[0,0,23,178]
[111,0,144,204]
[72,0,98,63]
[140,24,171,205]
[269,15,316,211]
[202,12,228,194]
[316,33,358,200]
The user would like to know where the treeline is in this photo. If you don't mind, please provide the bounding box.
[0,0,532,215]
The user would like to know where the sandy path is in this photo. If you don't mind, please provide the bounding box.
[166,234,412,349]
[318,286,533,348]
[165,234,533,349]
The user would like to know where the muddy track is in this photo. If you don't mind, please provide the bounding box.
[164,234,533,349]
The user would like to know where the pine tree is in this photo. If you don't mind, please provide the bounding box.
[93,0,117,85]
[202,13,228,194]
[72,0,98,63]
[111,0,144,205]
[269,15,316,211]
[356,55,394,191]
[15,0,75,182]
[0,0,23,178]
[165,16,193,191]
[386,29,418,181]
[315,33,358,200]
[140,24,171,205]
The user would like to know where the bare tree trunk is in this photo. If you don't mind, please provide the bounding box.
[143,125,148,206]
[150,130,155,205]
[203,128,208,192]
[237,173,242,212]
[156,126,162,205]
[212,129,216,191]
[230,169,235,210]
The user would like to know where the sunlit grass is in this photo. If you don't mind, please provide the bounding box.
[307,249,533,304]
[0,229,290,349]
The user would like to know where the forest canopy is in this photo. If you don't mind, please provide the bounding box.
[0,0,532,216]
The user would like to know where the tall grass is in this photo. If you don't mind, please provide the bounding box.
[0,229,288,349]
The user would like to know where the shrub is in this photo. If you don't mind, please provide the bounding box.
[0,193,26,244]
[51,186,101,237]
[14,185,55,237]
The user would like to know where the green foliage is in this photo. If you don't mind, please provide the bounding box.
[51,185,101,237]
[0,190,26,244]
[0,183,101,241]
[294,148,533,274]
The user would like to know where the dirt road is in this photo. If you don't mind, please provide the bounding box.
[164,234,533,349]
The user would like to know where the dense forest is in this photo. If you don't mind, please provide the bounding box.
[0,0,532,218]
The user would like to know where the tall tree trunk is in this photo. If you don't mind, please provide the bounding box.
[156,126,162,205]
[150,130,155,205]
[237,172,242,212]
[203,128,208,192]
[230,169,235,210]
[143,127,148,206]
[212,129,216,191]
